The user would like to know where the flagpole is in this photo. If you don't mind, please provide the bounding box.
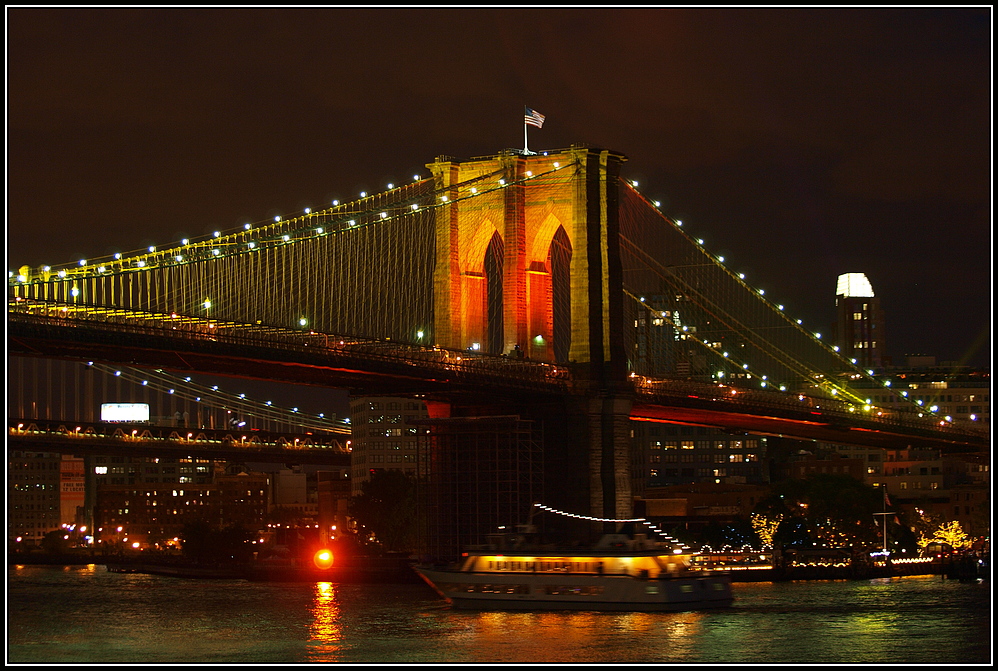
[524,121,529,155]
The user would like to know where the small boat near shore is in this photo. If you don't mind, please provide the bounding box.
[415,533,733,612]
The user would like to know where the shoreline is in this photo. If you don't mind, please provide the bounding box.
[10,553,981,582]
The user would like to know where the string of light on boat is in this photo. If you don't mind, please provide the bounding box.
[533,503,686,546]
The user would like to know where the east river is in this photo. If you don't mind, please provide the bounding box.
[7,565,991,665]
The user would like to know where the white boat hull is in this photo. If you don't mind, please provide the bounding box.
[415,567,733,611]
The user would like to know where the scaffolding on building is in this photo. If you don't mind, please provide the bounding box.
[414,415,543,562]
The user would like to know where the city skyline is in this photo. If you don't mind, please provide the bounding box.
[6,7,991,367]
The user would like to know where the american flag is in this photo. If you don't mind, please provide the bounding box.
[524,107,545,128]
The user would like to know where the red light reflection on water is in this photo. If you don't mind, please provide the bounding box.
[307,581,343,659]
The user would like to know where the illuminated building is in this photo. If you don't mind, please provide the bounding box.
[8,451,85,546]
[93,469,270,549]
[869,447,990,539]
[349,396,429,495]
[832,272,886,368]
[631,423,770,496]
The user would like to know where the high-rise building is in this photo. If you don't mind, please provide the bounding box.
[833,272,887,369]
[348,397,429,494]
[8,451,85,546]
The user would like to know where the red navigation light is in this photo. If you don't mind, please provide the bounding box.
[313,549,334,570]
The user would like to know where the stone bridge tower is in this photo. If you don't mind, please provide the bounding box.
[425,145,634,528]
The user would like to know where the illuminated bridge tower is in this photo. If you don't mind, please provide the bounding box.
[426,145,634,524]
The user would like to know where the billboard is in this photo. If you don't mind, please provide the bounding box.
[100,402,150,423]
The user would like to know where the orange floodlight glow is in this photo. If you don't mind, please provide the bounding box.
[313,549,334,570]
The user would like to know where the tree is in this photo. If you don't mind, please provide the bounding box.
[751,513,783,549]
[928,520,973,552]
[40,529,69,554]
[348,469,417,553]
[180,520,255,564]
[756,475,884,549]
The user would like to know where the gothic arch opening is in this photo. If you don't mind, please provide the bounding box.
[484,231,504,355]
[549,226,572,362]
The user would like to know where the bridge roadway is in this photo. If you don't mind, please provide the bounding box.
[7,308,989,452]
[8,419,350,466]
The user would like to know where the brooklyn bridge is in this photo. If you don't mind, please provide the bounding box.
[8,145,987,531]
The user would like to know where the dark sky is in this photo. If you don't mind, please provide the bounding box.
[6,7,992,368]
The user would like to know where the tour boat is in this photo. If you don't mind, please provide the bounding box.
[415,533,733,611]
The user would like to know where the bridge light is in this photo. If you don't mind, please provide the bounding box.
[71,287,80,297]
[717,256,724,263]
[332,199,339,206]
[525,170,532,177]
[758,289,765,295]
[244,223,251,230]
[654,201,660,207]
[316,228,323,234]
[348,220,356,227]
[411,204,419,210]
[416,330,424,339]
[413,175,420,181]
[676,220,682,226]
[79,259,87,266]
[304,207,311,214]
[212,249,220,255]
[214,231,221,237]
[299,318,308,327]
[274,216,281,222]
[360,192,366,198]
[387,183,393,189]
[697,238,704,245]
[441,196,448,202]
[181,239,189,245]
[282,235,290,241]
[203,299,212,309]
[136,260,146,267]
[499,179,505,185]
[97,266,105,273]
[380,212,388,219]
[114,253,122,259]
[247,242,256,249]
[814,332,821,339]
[833,345,839,352]
[471,342,480,351]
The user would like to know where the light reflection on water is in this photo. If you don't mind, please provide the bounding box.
[7,565,990,664]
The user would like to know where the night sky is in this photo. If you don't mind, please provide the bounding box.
[6,7,991,369]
